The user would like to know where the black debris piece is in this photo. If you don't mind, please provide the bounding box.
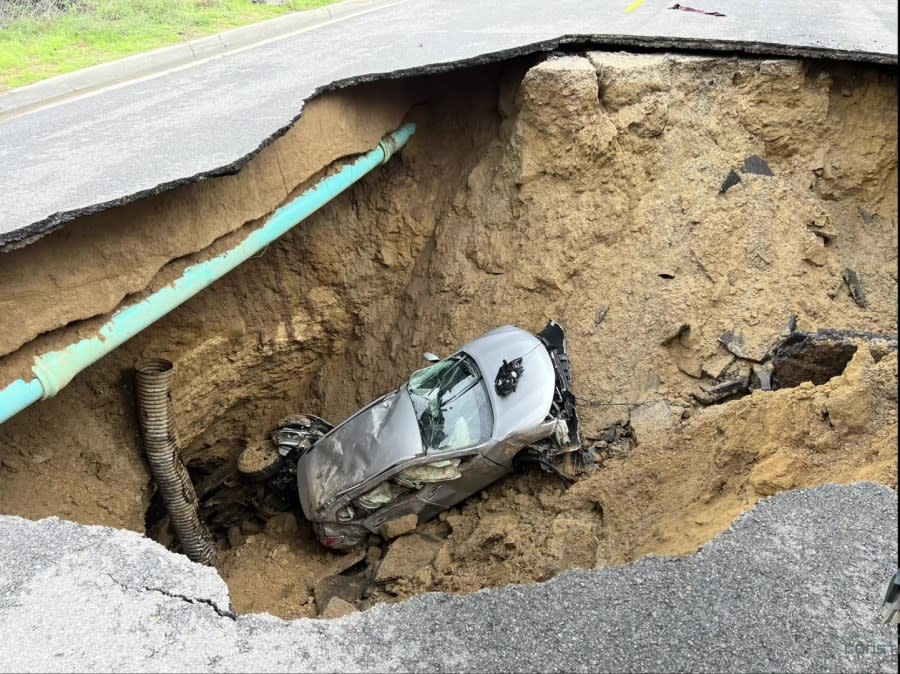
[770,329,897,389]
[719,330,752,360]
[669,4,726,17]
[692,375,750,405]
[742,155,775,176]
[719,169,741,194]
[842,268,867,308]
[595,306,609,326]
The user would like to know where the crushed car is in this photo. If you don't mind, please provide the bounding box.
[235,320,584,550]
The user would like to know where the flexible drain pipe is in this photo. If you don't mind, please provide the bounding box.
[0,123,415,425]
[135,358,215,565]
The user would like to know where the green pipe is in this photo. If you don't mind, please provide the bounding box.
[0,122,416,425]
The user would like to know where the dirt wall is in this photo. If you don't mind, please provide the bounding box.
[0,53,895,617]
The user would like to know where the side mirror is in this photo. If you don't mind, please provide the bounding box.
[423,352,441,363]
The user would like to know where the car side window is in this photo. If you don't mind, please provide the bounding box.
[407,354,493,452]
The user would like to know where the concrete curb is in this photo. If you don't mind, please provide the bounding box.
[0,0,402,119]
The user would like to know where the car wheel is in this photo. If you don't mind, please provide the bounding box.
[237,438,284,482]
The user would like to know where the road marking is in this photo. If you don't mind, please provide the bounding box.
[624,0,646,12]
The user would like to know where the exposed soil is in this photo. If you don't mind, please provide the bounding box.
[0,52,896,620]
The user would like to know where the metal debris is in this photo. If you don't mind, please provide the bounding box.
[595,306,609,326]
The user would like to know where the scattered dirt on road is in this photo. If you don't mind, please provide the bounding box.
[0,52,896,619]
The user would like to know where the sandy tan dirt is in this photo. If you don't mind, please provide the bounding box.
[0,53,896,618]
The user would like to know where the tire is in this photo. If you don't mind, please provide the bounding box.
[237,439,284,483]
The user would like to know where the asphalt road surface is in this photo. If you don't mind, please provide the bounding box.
[0,0,896,248]
[0,482,896,672]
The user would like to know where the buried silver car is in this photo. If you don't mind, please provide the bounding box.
[238,321,583,550]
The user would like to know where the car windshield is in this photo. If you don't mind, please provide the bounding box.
[406,354,492,451]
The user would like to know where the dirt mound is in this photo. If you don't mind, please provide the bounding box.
[0,52,896,619]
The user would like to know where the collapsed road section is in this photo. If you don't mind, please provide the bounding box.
[1,50,895,624]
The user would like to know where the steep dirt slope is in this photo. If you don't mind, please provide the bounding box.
[0,53,895,618]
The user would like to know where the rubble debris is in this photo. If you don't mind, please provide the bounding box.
[702,354,735,380]
[323,547,367,577]
[629,401,683,444]
[749,363,773,391]
[319,597,359,619]
[842,268,868,308]
[379,514,419,540]
[692,376,750,405]
[780,314,798,337]
[375,534,442,582]
[803,241,828,266]
[771,329,897,388]
[741,155,774,177]
[314,573,367,608]
[718,331,756,361]
[719,169,741,194]
[669,4,726,17]
[595,306,609,326]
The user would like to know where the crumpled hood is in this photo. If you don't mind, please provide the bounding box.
[297,389,423,518]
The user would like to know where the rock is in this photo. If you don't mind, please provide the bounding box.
[322,547,366,577]
[802,240,827,266]
[718,331,752,360]
[365,545,382,565]
[313,574,366,608]
[319,597,358,620]
[628,401,682,445]
[227,525,244,549]
[265,512,298,535]
[240,519,263,535]
[741,155,774,176]
[673,349,703,378]
[719,169,741,194]
[375,534,441,582]
[750,364,773,391]
[379,514,418,540]
[694,377,750,405]
[432,544,452,573]
[702,353,735,380]
[842,268,867,308]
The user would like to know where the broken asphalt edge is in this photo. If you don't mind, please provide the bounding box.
[1,31,896,253]
[0,482,896,672]
[0,0,407,122]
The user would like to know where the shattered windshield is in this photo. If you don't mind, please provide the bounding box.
[406,354,492,451]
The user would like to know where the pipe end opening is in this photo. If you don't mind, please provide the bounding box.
[135,358,174,376]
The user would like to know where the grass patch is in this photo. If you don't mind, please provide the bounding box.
[0,0,340,92]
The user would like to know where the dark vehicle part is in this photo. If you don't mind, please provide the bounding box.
[537,320,580,447]
[495,358,524,396]
[135,359,215,565]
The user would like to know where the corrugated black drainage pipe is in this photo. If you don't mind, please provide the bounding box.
[135,358,215,565]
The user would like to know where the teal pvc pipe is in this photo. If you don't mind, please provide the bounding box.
[0,123,416,425]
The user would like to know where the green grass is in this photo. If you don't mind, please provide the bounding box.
[0,1,340,92]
